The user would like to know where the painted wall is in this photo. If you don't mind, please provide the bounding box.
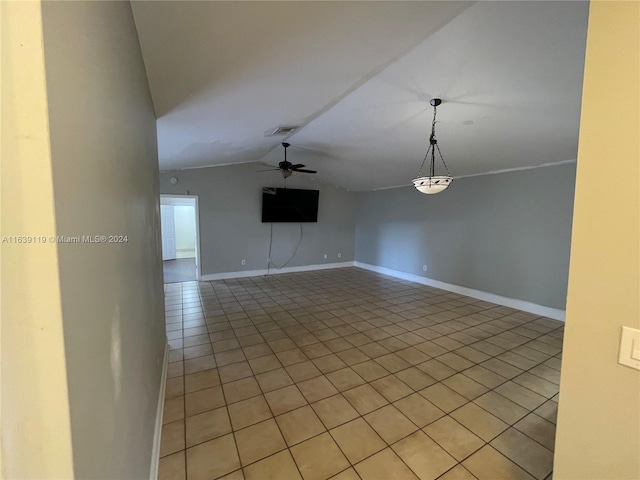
[174,205,196,257]
[355,163,576,310]
[159,163,355,276]
[554,2,640,478]
[1,2,74,477]
[40,2,166,479]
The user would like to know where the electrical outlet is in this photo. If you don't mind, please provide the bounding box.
[423,265,427,272]
[323,254,328,259]
[241,259,246,266]
[338,253,342,259]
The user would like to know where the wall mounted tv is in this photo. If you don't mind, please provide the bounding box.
[262,187,319,223]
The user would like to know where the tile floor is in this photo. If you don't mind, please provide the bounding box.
[159,268,562,480]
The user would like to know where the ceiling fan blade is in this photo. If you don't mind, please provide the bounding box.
[289,164,305,169]
[292,168,317,174]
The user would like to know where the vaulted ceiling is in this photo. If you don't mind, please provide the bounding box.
[132,1,589,191]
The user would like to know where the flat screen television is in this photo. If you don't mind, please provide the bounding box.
[262,187,319,223]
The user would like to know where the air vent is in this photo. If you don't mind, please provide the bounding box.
[266,126,299,136]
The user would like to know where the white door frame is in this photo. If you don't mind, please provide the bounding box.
[160,194,202,280]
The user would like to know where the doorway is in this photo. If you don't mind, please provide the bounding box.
[160,195,200,283]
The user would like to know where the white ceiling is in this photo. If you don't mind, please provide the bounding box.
[132,1,589,191]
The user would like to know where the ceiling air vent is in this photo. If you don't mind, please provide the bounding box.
[266,126,299,136]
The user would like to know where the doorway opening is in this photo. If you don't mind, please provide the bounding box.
[160,195,200,283]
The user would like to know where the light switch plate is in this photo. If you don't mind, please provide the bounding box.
[618,326,640,371]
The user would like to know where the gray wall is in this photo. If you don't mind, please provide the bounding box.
[160,163,355,275]
[42,2,166,478]
[355,163,576,309]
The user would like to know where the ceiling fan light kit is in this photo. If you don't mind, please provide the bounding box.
[412,98,453,195]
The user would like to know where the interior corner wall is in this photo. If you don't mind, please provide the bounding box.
[40,2,166,479]
[554,2,640,478]
[159,163,355,276]
[355,163,576,310]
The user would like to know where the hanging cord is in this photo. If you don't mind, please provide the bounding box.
[266,223,304,274]
[416,101,450,178]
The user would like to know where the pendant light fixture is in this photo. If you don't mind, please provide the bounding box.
[412,98,452,194]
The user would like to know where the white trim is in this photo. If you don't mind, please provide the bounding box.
[354,262,566,321]
[149,341,169,480]
[199,261,356,281]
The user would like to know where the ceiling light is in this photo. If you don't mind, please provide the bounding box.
[412,98,453,195]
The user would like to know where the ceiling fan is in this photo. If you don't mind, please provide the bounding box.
[258,142,318,178]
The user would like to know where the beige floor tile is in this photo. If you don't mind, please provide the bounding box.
[330,418,386,463]
[343,384,388,415]
[351,360,390,382]
[186,434,240,480]
[160,420,185,457]
[168,362,184,378]
[158,450,185,480]
[185,355,216,374]
[392,430,457,480]
[286,361,322,382]
[313,354,348,373]
[395,347,431,365]
[243,450,302,480]
[437,465,477,480]
[354,448,419,480]
[423,416,484,461]
[491,428,554,479]
[513,373,559,398]
[265,384,307,415]
[463,445,534,480]
[374,353,411,373]
[358,342,391,358]
[364,405,417,444]
[419,383,468,413]
[438,352,474,372]
[514,413,556,450]
[329,468,360,480]
[534,401,558,424]
[495,381,547,410]
[228,395,272,430]
[462,365,507,389]
[442,373,489,400]
[451,403,509,442]
[183,344,213,360]
[297,375,339,402]
[223,377,262,404]
[416,359,457,381]
[243,343,272,359]
[277,348,309,367]
[185,385,225,417]
[370,375,412,402]
[474,391,529,424]
[482,358,524,379]
[301,343,332,359]
[277,405,326,446]
[219,361,254,383]
[394,393,444,427]
[235,418,287,466]
[186,406,232,447]
[216,348,247,367]
[165,377,185,399]
[256,368,294,392]
[163,396,184,424]
[253,351,284,369]
[394,367,437,391]
[311,394,359,429]
[290,432,350,480]
[326,368,366,391]
[184,369,220,394]
[336,348,370,366]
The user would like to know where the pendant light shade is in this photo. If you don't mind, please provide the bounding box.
[413,98,452,195]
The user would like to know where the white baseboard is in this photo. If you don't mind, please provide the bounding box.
[199,261,356,281]
[149,341,169,480]
[354,262,566,322]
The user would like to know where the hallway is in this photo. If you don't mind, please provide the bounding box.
[159,268,560,480]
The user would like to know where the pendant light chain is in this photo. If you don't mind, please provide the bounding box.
[416,101,450,178]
